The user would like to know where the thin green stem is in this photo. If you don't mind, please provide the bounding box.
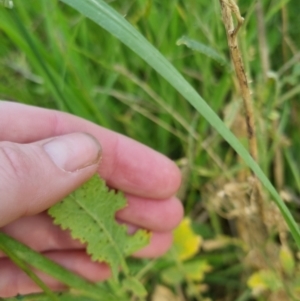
[0,240,59,301]
[0,233,120,301]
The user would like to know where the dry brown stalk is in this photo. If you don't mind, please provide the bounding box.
[273,121,284,191]
[219,0,258,163]
[218,0,267,238]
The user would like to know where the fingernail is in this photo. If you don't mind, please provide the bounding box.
[43,133,102,172]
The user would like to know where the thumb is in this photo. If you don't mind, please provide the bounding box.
[0,133,102,227]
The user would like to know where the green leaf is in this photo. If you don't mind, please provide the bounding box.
[161,260,211,285]
[247,270,282,295]
[59,0,300,249]
[48,175,150,281]
[176,36,229,67]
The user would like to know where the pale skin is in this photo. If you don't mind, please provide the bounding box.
[0,101,183,297]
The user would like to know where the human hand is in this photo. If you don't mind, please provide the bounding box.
[0,101,183,297]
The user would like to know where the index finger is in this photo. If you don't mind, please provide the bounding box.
[0,101,181,199]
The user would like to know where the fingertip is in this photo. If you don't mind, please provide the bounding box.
[149,156,182,199]
[157,160,182,199]
[117,196,184,232]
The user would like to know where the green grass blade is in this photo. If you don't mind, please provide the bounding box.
[0,233,120,301]
[59,0,300,247]
[176,35,229,68]
[0,240,59,301]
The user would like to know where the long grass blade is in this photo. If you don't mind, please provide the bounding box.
[59,0,300,247]
[0,233,119,301]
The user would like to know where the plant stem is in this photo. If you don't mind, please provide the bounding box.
[0,233,119,301]
[218,0,267,238]
[0,239,59,301]
[219,0,258,164]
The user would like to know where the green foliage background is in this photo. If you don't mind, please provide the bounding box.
[1,0,300,300]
